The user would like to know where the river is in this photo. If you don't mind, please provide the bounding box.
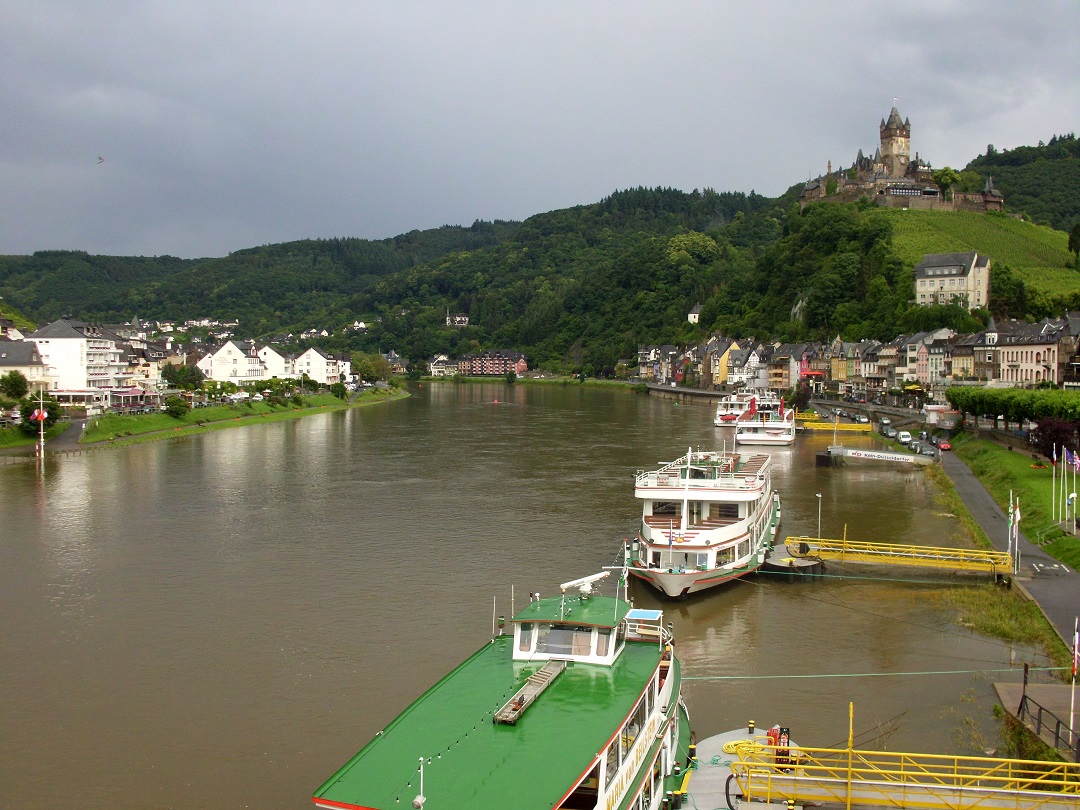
[0,383,1046,808]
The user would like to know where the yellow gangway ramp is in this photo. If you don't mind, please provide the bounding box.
[728,739,1080,809]
[786,535,1012,576]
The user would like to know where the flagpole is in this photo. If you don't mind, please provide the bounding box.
[1014,496,1021,576]
[1070,616,1077,741]
[1052,444,1057,526]
[1008,490,1014,561]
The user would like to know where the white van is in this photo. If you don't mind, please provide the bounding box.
[897,431,912,445]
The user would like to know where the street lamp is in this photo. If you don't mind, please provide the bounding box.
[816,492,822,539]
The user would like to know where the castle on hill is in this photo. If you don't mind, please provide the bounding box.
[800,106,1004,213]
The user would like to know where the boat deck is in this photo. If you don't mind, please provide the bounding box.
[313,635,667,810]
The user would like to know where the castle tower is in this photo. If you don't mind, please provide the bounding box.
[879,106,910,178]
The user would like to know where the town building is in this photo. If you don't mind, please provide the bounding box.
[457,350,528,377]
[913,251,990,310]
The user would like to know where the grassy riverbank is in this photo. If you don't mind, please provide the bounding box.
[952,434,1080,571]
[80,388,406,447]
[0,420,71,448]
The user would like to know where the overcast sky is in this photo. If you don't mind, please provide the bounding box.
[3,2,1078,259]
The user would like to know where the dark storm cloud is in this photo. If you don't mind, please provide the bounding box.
[2,1,1077,258]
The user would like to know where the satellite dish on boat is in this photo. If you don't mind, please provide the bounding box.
[559,571,609,596]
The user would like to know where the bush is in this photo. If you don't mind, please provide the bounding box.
[164,396,190,419]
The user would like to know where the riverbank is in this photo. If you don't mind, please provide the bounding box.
[0,388,408,454]
[939,441,1078,666]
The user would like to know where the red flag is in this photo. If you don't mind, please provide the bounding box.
[748,397,757,417]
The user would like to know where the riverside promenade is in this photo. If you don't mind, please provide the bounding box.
[940,452,1078,648]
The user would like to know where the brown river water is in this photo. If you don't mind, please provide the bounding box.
[0,384,1048,808]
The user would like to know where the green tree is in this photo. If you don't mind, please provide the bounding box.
[329,382,348,400]
[372,355,392,381]
[1069,222,1080,266]
[354,355,377,382]
[931,166,961,199]
[164,395,190,419]
[505,370,517,384]
[18,393,60,434]
[0,370,29,399]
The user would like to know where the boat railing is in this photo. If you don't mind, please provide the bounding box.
[625,617,672,648]
[636,469,767,489]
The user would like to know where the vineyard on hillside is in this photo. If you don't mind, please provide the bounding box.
[883,210,1075,296]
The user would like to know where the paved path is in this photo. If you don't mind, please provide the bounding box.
[940,451,1078,648]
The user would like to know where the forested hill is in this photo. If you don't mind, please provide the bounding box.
[962,133,1080,232]
[0,220,520,334]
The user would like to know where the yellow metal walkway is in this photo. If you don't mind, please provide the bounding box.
[797,417,873,433]
[727,738,1080,809]
[785,535,1013,576]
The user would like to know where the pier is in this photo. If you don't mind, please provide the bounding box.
[826,444,935,465]
[784,535,1012,576]
[688,727,1080,809]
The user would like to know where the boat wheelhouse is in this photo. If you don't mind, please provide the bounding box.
[732,395,795,446]
[628,449,781,598]
[312,572,692,810]
[712,389,757,425]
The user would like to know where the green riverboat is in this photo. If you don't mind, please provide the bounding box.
[312,572,693,810]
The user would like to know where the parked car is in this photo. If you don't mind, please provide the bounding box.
[880,417,891,426]
[937,440,952,451]
[909,441,922,454]
[856,415,870,423]
[921,445,937,457]
[884,427,897,438]
[897,431,912,445]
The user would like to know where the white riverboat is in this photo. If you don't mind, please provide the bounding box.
[733,394,796,446]
[712,389,757,425]
[312,571,693,810]
[627,448,781,598]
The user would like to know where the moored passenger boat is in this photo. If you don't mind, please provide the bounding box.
[312,571,693,810]
[733,395,796,446]
[712,388,757,425]
[628,448,781,598]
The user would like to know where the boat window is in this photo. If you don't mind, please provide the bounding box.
[711,502,739,519]
[621,695,648,755]
[717,545,735,565]
[652,501,679,517]
[605,736,621,783]
[596,627,611,657]
[518,623,533,652]
[536,624,592,656]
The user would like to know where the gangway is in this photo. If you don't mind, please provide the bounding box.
[727,738,1080,809]
[786,535,1012,576]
